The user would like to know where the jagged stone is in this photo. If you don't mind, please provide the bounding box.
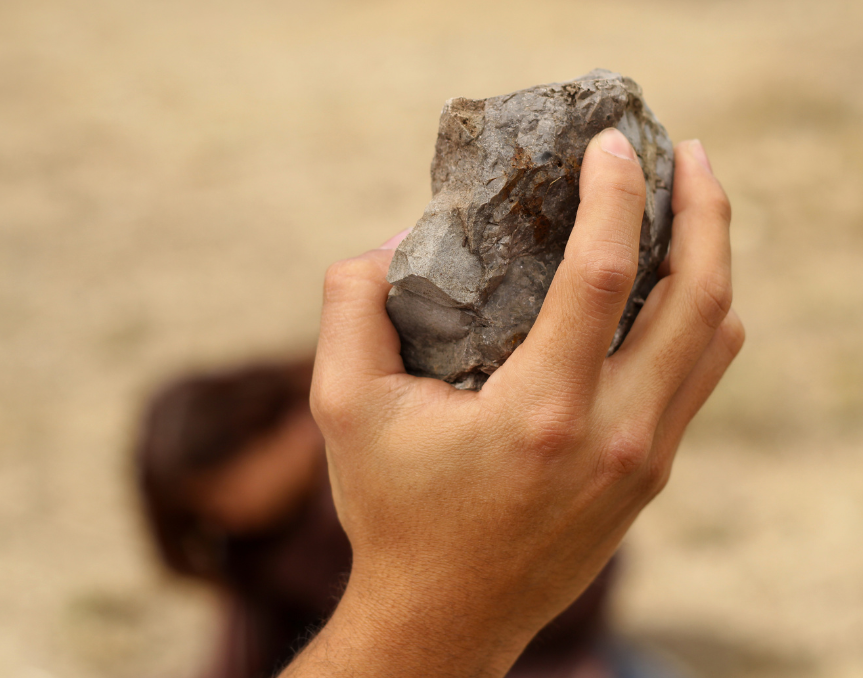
[386,69,674,389]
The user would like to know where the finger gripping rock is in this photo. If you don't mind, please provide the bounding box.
[386,69,674,390]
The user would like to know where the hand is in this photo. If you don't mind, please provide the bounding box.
[283,129,744,677]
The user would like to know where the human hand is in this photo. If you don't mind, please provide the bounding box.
[284,129,744,678]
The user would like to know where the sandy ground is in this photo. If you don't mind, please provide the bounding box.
[1,1,862,676]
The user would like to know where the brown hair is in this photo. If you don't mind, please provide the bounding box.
[135,360,315,582]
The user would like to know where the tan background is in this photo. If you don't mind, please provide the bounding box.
[1,0,862,676]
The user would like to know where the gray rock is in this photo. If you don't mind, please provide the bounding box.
[386,69,674,390]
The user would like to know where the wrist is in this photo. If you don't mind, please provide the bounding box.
[284,567,537,678]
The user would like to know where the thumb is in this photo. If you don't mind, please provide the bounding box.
[312,231,410,408]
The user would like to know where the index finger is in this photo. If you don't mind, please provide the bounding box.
[497,128,646,404]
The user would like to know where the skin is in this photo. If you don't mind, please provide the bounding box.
[281,129,745,678]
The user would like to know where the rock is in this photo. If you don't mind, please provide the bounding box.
[386,69,674,390]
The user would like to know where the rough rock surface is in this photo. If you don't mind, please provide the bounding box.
[386,69,674,389]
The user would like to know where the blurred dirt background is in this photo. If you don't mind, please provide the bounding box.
[1,0,862,677]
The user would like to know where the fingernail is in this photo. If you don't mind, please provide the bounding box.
[599,128,637,162]
[688,139,713,175]
[378,228,411,250]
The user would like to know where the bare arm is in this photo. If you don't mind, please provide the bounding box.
[282,130,743,678]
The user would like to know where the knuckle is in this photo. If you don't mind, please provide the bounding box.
[596,429,653,484]
[323,257,380,301]
[603,178,647,204]
[693,274,733,330]
[642,455,671,497]
[308,377,327,422]
[520,408,578,458]
[310,375,356,435]
[600,161,648,203]
[704,188,732,223]
[576,250,639,299]
[720,312,746,358]
[599,426,653,485]
[596,179,647,226]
